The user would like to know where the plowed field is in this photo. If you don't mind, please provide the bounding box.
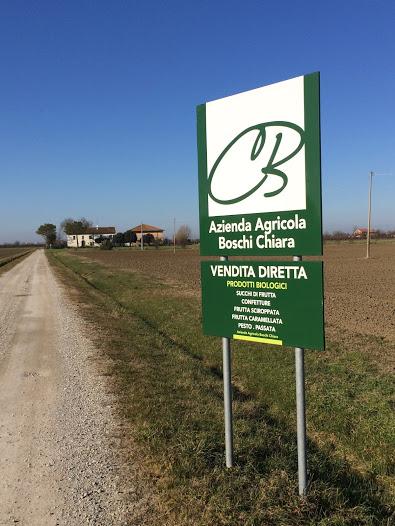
[67,241,395,344]
[0,247,31,261]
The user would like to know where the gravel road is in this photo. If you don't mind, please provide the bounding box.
[0,250,146,525]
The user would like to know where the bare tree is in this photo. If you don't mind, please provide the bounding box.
[176,225,191,248]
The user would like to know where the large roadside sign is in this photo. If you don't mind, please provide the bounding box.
[197,73,325,488]
[201,261,324,350]
[197,73,322,256]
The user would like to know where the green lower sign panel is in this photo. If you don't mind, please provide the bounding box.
[201,261,324,350]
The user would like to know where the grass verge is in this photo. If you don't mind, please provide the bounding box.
[48,250,394,526]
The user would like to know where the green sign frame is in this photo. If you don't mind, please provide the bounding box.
[197,73,322,256]
[201,261,325,350]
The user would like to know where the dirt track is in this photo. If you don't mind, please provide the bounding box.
[0,250,140,525]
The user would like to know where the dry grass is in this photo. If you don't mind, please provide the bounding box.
[48,247,395,526]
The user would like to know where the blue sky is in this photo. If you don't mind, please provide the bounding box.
[1,0,394,243]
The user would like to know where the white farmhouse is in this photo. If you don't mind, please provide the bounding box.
[67,226,116,248]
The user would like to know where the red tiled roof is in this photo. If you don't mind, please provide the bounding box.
[130,224,164,233]
[354,228,377,233]
[82,227,116,235]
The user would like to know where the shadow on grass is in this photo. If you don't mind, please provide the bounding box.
[107,302,393,522]
[126,312,393,521]
[234,401,392,518]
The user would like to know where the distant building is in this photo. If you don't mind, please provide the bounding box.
[352,227,377,239]
[129,224,165,242]
[67,226,116,248]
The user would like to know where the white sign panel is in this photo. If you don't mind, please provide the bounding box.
[206,76,306,217]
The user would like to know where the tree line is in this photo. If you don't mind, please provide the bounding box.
[33,219,395,248]
[323,229,395,240]
[35,218,193,248]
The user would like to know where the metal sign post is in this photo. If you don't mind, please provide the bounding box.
[221,255,234,468]
[293,255,307,496]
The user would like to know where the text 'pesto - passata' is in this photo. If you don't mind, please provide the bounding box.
[210,265,308,279]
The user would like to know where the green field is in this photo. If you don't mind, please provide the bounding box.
[48,249,394,525]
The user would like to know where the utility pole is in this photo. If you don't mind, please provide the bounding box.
[141,223,144,251]
[366,171,373,259]
[173,217,176,254]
